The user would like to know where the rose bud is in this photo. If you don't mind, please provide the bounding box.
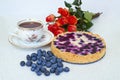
[58,7,69,17]
[54,30,64,36]
[68,15,77,25]
[67,25,77,32]
[46,14,55,22]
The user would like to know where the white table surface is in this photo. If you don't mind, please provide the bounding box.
[0,0,120,80]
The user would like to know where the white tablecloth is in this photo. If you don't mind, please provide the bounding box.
[0,0,120,80]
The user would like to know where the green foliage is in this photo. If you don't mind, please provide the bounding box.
[64,1,72,8]
[75,7,83,18]
[84,11,93,22]
[69,8,74,15]
[72,0,82,6]
[64,0,100,31]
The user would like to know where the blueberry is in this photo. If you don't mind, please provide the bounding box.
[57,62,63,67]
[31,56,37,61]
[41,62,45,66]
[37,60,42,65]
[37,49,42,52]
[20,61,25,67]
[31,53,37,57]
[41,57,45,62]
[40,67,46,73]
[50,57,56,64]
[50,59,56,64]
[55,69,60,75]
[26,55,31,60]
[37,57,43,61]
[46,62,52,68]
[36,71,42,76]
[44,71,50,76]
[50,67,55,73]
[35,67,40,73]
[37,53,43,58]
[45,53,49,58]
[41,59,46,66]
[47,51,53,57]
[26,61,32,67]
[37,55,42,60]
[31,67,35,71]
[52,56,57,59]
[51,63,57,69]
[31,63,37,68]
[56,67,63,73]
[37,49,42,53]
[57,58,62,62]
[42,50,46,56]
[63,67,70,72]
[37,65,42,69]
[45,57,51,61]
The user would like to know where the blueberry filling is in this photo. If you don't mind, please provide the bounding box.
[77,34,82,37]
[54,32,105,55]
[58,36,70,41]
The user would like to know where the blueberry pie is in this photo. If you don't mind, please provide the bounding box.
[51,32,106,64]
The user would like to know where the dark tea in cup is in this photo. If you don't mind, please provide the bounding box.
[12,19,44,42]
[19,22,42,28]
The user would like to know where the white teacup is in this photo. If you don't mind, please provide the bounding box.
[12,19,44,42]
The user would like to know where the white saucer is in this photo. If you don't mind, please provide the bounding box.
[8,30,54,48]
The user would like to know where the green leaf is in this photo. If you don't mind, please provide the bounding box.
[83,19,88,23]
[72,0,82,6]
[72,0,79,6]
[75,7,83,18]
[84,21,93,30]
[84,11,93,21]
[79,0,82,5]
[77,19,93,31]
[64,1,72,8]
[69,8,74,15]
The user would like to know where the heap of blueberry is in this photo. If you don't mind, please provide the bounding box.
[20,49,70,76]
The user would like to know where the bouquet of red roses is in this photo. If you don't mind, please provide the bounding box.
[46,0,101,36]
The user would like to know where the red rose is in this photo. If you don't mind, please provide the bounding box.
[57,27,65,32]
[54,30,64,36]
[68,15,77,25]
[55,20,62,27]
[48,24,53,32]
[46,14,55,22]
[57,17,68,25]
[67,25,77,32]
[48,23,58,32]
[58,7,69,17]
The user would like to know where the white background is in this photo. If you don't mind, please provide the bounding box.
[0,0,120,80]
